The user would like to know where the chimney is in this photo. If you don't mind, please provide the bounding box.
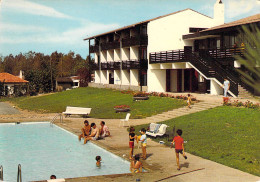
[214,0,225,25]
[19,70,24,79]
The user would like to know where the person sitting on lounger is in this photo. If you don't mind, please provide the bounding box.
[99,121,110,138]
[84,123,99,144]
[78,120,91,141]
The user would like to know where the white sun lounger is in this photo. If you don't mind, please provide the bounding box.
[146,124,168,137]
[62,106,91,117]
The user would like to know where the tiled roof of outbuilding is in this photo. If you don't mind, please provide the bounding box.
[0,73,28,83]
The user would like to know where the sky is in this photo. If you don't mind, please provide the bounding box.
[0,0,260,58]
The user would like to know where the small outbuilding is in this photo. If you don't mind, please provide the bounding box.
[56,76,80,91]
[0,72,29,96]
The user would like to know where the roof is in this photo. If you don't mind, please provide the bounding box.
[0,73,29,83]
[201,13,260,32]
[56,76,80,83]
[183,13,260,40]
[84,9,212,40]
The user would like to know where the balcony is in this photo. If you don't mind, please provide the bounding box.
[122,35,148,48]
[92,63,99,70]
[122,59,148,70]
[100,62,121,70]
[100,41,120,51]
[89,45,99,53]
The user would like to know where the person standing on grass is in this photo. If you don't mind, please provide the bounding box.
[171,129,187,170]
[222,78,230,97]
[187,94,192,109]
[78,120,91,141]
[129,127,136,159]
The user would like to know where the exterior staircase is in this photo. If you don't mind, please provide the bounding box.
[145,101,222,123]
[238,84,254,99]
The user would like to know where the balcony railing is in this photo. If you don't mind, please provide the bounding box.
[150,50,186,64]
[89,45,99,53]
[122,35,148,48]
[100,62,121,70]
[92,63,99,70]
[100,41,120,50]
[122,59,148,70]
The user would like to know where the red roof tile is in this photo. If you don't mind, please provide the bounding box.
[0,73,29,83]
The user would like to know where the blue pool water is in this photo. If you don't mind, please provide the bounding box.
[0,122,130,181]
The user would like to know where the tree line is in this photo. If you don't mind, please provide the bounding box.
[0,51,94,96]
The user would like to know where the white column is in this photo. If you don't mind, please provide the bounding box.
[94,70,101,83]
[114,49,120,61]
[122,70,130,85]
[107,50,114,62]
[122,48,130,60]
[130,69,139,86]
[101,70,109,84]
[101,51,107,62]
[130,46,138,60]
[114,70,121,85]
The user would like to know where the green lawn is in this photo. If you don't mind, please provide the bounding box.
[1,87,185,119]
[133,106,260,176]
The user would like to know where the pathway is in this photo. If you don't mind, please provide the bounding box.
[0,102,20,115]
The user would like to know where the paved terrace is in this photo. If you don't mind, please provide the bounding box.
[0,94,259,182]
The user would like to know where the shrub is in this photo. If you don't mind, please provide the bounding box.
[114,105,130,109]
[133,92,149,97]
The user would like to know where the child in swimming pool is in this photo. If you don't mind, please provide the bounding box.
[96,156,102,167]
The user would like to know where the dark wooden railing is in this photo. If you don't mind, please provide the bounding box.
[92,63,99,70]
[122,59,148,70]
[149,47,241,96]
[100,62,121,70]
[150,50,185,63]
[100,41,120,50]
[89,45,99,53]
[122,35,148,47]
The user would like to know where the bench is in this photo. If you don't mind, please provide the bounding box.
[62,106,91,117]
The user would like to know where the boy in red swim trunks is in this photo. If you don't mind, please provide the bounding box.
[171,129,187,170]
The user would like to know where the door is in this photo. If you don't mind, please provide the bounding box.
[166,69,171,92]
[177,70,182,92]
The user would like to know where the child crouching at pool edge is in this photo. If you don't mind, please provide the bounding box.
[96,156,102,167]
[130,154,142,173]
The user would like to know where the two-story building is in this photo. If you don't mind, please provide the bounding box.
[85,0,259,97]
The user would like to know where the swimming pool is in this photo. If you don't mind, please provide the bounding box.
[0,122,130,181]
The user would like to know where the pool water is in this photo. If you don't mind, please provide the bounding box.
[0,122,130,181]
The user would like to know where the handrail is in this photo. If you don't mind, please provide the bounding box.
[0,165,3,181]
[50,113,63,126]
[17,164,22,182]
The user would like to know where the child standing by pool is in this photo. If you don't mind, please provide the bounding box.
[171,129,187,170]
[187,94,192,109]
[139,128,147,160]
[129,127,136,159]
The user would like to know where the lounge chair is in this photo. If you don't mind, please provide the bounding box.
[62,106,91,117]
[146,124,168,137]
[119,113,131,127]
[147,123,161,133]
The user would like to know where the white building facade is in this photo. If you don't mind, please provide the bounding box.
[85,0,239,96]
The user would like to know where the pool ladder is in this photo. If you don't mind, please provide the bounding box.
[50,113,63,126]
[17,164,22,182]
[0,164,22,182]
[0,165,3,181]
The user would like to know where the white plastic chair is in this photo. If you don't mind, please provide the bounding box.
[146,124,168,137]
[119,113,131,127]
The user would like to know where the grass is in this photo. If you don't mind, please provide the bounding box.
[1,87,186,119]
[133,106,260,176]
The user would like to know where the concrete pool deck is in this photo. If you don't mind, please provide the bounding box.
[0,95,259,182]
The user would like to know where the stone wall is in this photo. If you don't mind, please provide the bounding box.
[88,83,148,92]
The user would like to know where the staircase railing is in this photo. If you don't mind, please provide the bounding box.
[17,164,22,182]
[190,51,239,96]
